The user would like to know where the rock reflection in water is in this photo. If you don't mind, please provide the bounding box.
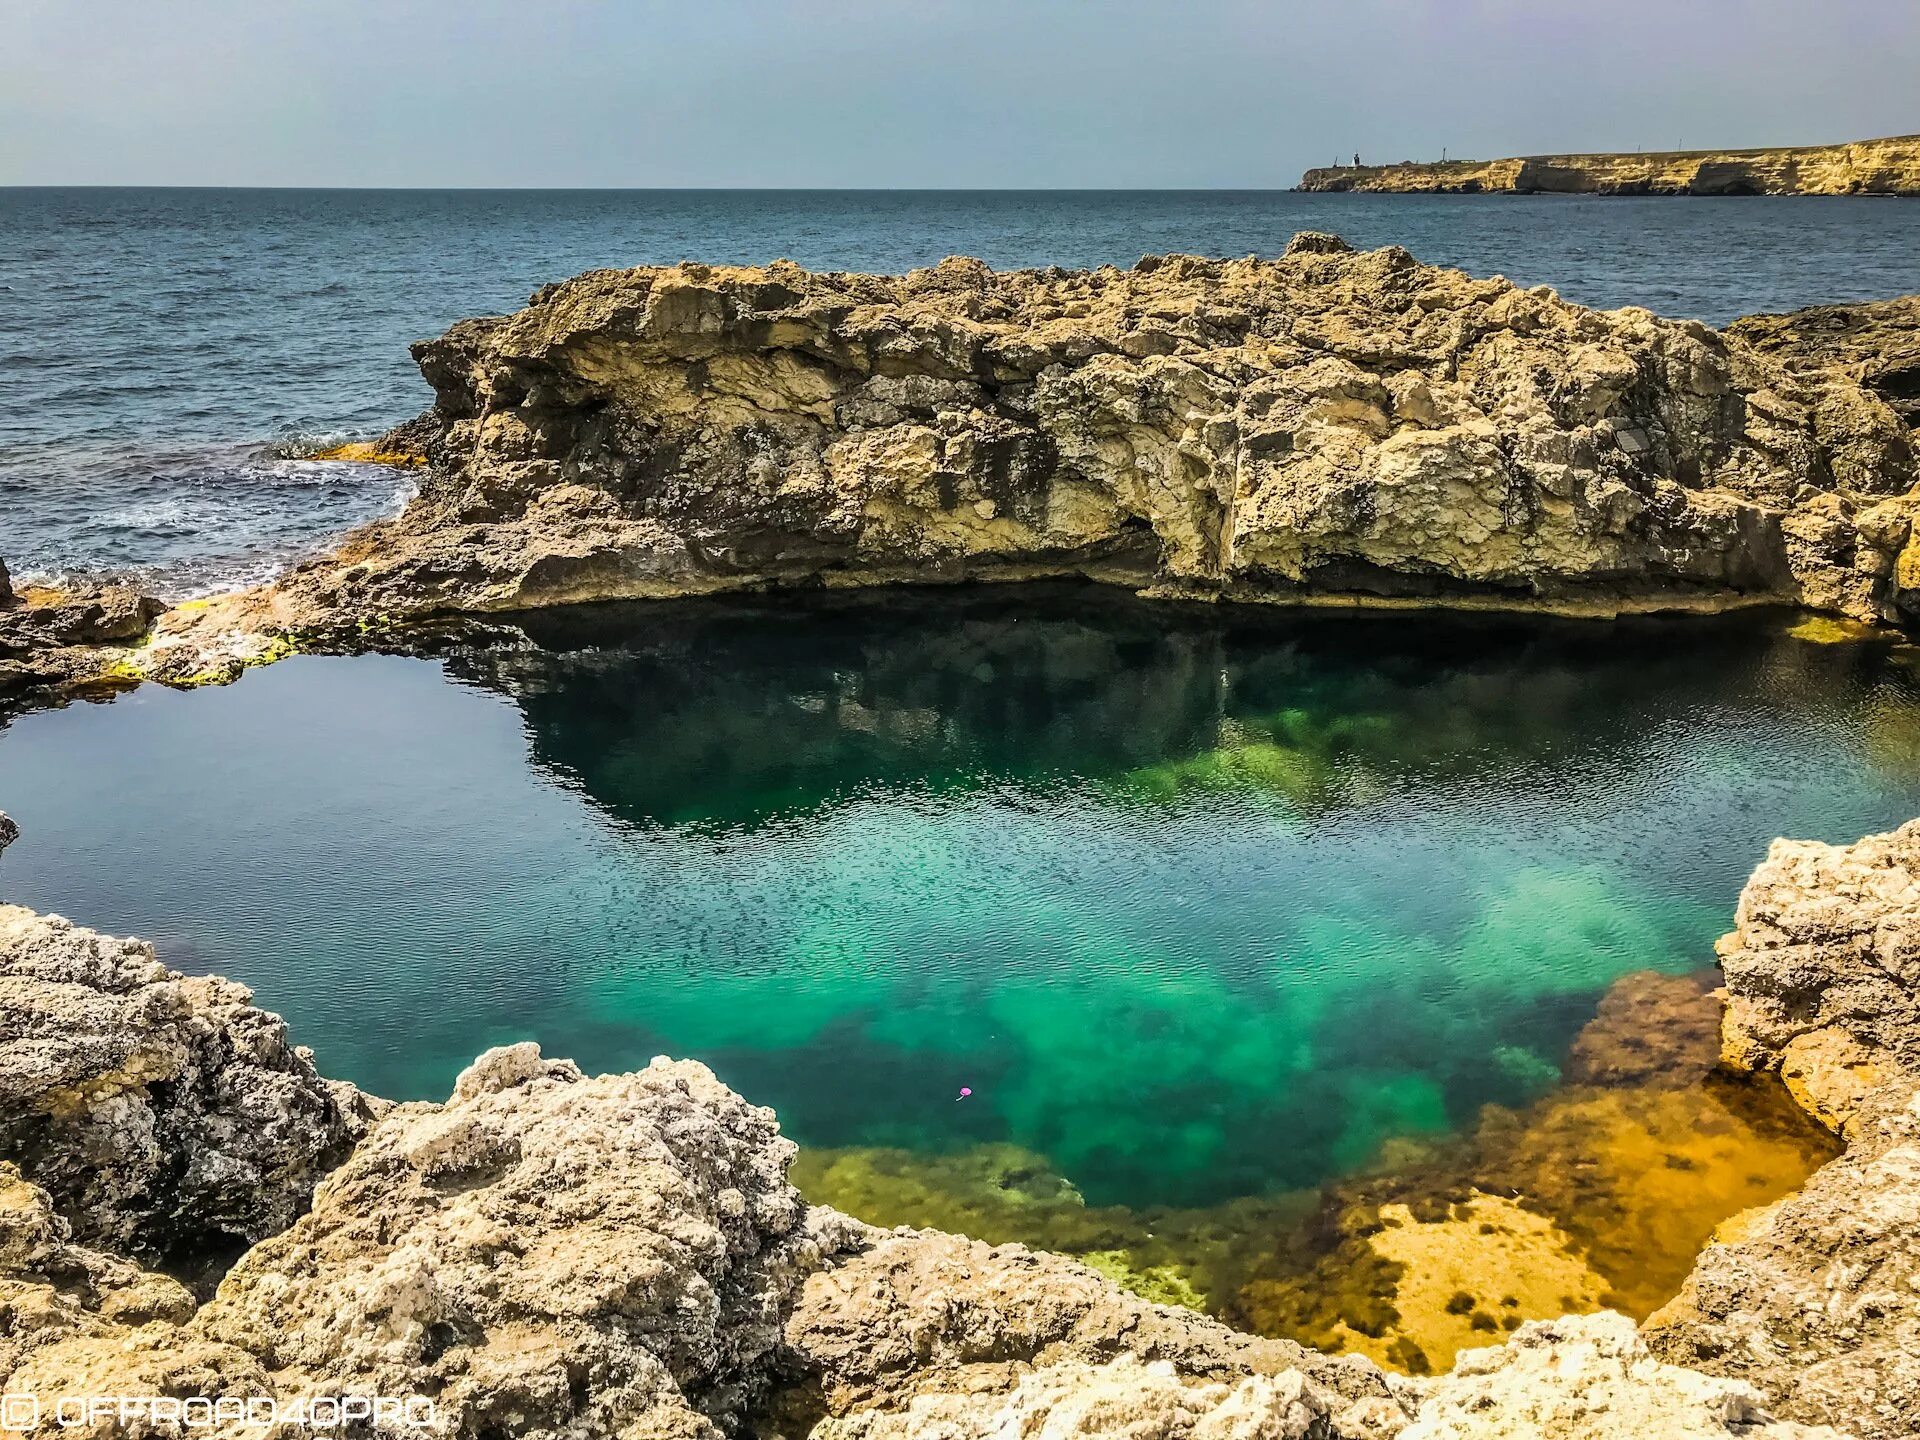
[0,586,1897,1252]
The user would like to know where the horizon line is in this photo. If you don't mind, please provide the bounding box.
[0,183,1328,194]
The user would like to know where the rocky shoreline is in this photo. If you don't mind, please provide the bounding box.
[1297,135,1920,197]
[5,234,1920,706]
[1,804,1917,1437]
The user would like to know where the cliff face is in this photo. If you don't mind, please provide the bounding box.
[1298,135,1920,196]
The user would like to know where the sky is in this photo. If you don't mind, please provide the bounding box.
[3,0,1917,188]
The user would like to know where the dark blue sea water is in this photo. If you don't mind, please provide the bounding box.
[4,187,1918,594]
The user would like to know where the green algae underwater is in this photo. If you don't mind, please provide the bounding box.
[0,586,1903,1360]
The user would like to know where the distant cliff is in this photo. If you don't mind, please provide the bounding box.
[1298,134,1920,196]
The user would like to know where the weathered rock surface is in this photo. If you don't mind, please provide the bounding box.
[0,811,16,859]
[1642,819,1920,1439]
[775,1229,1404,1437]
[234,243,1916,632]
[195,1043,847,1439]
[0,905,379,1275]
[1730,296,1920,433]
[1298,134,1920,196]
[0,818,1906,1439]
[11,242,1920,706]
[0,582,168,696]
[0,1163,269,1438]
[1714,819,1920,1128]
[1402,1313,1843,1439]
[1644,1079,1920,1440]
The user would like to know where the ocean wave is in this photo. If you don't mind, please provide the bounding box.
[265,429,363,460]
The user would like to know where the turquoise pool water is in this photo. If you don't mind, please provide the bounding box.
[2,589,1916,1209]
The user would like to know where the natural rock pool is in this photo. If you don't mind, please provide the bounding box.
[0,586,1905,1364]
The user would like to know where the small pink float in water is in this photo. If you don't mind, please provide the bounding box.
[956,1086,972,1100]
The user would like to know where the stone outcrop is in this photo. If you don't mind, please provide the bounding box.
[195,1044,848,1440]
[1644,1079,1920,1440]
[1298,134,1920,196]
[0,812,16,860]
[1641,820,1920,1439]
[0,1163,271,1440]
[0,582,168,697]
[1729,297,1920,434]
[1713,819,1920,1129]
[1399,1313,1842,1439]
[0,905,380,1276]
[238,241,1916,630]
[7,242,1920,706]
[776,1229,1403,1438]
[0,853,1863,1439]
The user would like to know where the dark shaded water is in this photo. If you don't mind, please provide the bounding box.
[2,591,1917,1211]
[5,187,1918,592]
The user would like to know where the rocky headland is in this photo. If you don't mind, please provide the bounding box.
[1297,135,1920,196]
[3,804,1918,1436]
[6,235,1920,705]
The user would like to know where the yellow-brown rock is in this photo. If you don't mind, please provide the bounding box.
[1299,134,1920,196]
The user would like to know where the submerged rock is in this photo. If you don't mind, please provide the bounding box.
[0,906,380,1275]
[0,812,15,859]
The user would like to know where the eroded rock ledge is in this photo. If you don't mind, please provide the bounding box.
[7,816,1915,1436]
[10,237,1920,703]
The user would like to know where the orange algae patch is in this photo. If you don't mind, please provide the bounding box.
[306,441,425,467]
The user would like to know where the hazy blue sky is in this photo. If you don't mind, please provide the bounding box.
[5,0,1916,187]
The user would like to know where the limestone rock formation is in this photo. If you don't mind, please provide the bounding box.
[776,1228,1404,1437]
[1644,1079,1920,1440]
[236,243,1914,632]
[0,579,168,696]
[0,905,379,1274]
[0,814,1911,1439]
[1643,818,1920,1439]
[1714,819,1920,1129]
[1401,1313,1843,1439]
[1730,296,1920,433]
[194,1043,849,1439]
[802,1357,1362,1440]
[0,1162,273,1437]
[1298,134,1920,196]
[10,244,1920,705]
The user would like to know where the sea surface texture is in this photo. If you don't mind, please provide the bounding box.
[5,187,1920,594]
